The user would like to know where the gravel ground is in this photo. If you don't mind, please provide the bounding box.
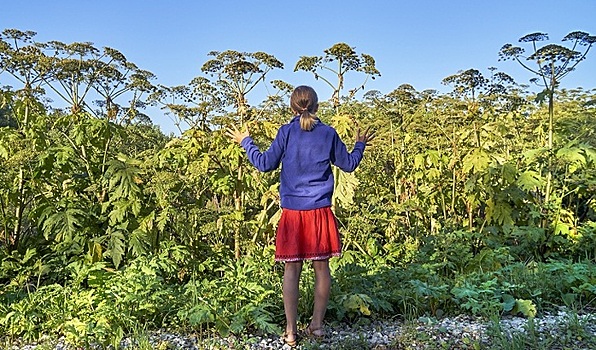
[11,309,596,349]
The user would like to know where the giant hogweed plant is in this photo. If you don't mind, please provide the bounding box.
[200,50,284,260]
[499,31,596,211]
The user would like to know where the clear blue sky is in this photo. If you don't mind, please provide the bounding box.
[2,0,595,134]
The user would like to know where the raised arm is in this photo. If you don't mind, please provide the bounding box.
[331,126,376,172]
[227,125,285,172]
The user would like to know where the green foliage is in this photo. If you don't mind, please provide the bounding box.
[0,243,189,346]
[177,246,282,336]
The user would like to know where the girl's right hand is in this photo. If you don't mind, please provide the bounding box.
[356,126,376,145]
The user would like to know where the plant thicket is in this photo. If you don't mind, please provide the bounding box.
[1,29,595,347]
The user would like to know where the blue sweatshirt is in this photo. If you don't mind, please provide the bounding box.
[240,116,365,210]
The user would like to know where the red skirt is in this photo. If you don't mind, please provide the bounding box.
[275,206,342,262]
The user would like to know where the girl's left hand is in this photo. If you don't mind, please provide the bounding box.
[226,125,250,144]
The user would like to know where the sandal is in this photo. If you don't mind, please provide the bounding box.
[282,331,298,347]
[304,325,326,339]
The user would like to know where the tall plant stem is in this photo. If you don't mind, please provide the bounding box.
[12,168,25,251]
[450,129,457,215]
[390,120,399,201]
[234,163,243,260]
[12,103,29,252]
[544,73,555,206]
[233,111,246,260]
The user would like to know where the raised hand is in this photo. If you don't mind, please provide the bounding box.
[226,125,250,144]
[356,126,376,145]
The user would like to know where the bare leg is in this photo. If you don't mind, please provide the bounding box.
[283,261,303,341]
[310,259,331,332]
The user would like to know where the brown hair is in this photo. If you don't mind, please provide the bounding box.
[290,85,319,131]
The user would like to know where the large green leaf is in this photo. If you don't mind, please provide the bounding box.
[516,170,544,191]
[335,169,359,207]
[486,198,514,226]
[462,149,490,174]
[40,205,87,242]
[106,229,126,269]
[512,299,537,318]
[105,154,142,201]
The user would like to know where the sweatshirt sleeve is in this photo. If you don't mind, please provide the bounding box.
[330,131,366,172]
[240,128,285,172]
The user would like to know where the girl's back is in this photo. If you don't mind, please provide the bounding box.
[277,117,363,210]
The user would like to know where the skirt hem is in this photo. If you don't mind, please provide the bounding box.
[275,251,341,262]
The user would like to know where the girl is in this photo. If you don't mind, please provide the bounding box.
[227,85,374,346]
